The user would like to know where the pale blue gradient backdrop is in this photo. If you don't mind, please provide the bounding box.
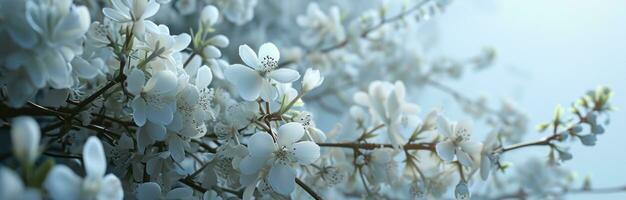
[419,0,626,199]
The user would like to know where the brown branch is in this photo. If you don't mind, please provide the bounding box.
[296,178,323,200]
[317,142,435,151]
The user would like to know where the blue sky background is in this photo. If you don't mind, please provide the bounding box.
[419,0,626,199]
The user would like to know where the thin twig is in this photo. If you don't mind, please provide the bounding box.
[296,178,323,200]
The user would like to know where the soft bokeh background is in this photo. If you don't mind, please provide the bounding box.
[417,0,626,199]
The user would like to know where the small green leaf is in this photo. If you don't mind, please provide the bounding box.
[29,158,55,188]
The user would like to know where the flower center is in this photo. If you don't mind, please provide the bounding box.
[274,146,293,165]
[259,55,277,74]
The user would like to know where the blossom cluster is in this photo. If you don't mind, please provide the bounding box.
[0,0,618,200]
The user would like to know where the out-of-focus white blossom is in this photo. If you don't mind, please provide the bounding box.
[11,116,41,166]
[208,0,257,25]
[136,182,193,199]
[44,137,123,200]
[0,167,41,200]
[0,0,90,106]
[296,2,345,46]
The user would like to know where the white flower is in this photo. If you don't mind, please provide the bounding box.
[143,21,191,66]
[1,0,90,106]
[168,66,212,138]
[301,68,324,92]
[0,167,41,200]
[225,43,300,101]
[354,81,420,146]
[127,69,179,126]
[11,116,41,166]
[210,0,258,26]
[103,0,160,39]
[435,117,482,167]
[296,3,345,46]
[480,130,500,180]
[239,122,320,195]
[44,137,123,200]
[293,111,327,143]
[136,182,193,199]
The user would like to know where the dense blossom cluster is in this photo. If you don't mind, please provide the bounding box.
[0,0,619,199]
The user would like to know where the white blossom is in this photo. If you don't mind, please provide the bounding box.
[1,0,90,106]
[44,137,123,200]
[11,116,41,166]
[296,2,346,46]
[103,0,160,39]
[208,0,257,25]
[225,43,300,101]
[127,68,179,126]
[0,167,41,200]
[239,122,320,195]
[435,117,483,167]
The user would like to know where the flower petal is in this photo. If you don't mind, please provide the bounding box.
[459,141,483,155]
[258,43,280,62]
[142,122,166,141]
[98,174,124,200]
[132,97,147,126]
[259,80,277,102]
[168,135,185,162]
[480,154,492,180]
[291,141,320,164]
[102,8,131,22]
[44,165,81,200]
[268,163,296,195]
[269,68,300,83]
[456,150,474,167]
[196,65,213,89]
[83,136,107,177]
[200,5,219,25]
[126,69,145,95]
[136,182,161,200]
[224,64,263,101]
[0,167,25,199]
[435,140,455,162]
[239,44,261,69]
[144,70,178,95]
[239,155,266,175]
[11,116,40,166]
[277,122,305,146]
[247,132,275,158]
[437,116,452,138]
[166,187,193,199]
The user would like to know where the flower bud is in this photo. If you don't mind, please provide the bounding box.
[209,35,229,48]
[569,124,583,134]
[579,134,597,146]
[200,5,219,26]
[591,124,605,134]
[302,68,324,92]
[11,116,41,166]
[455,181,470,200]
[203,46,221,58]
